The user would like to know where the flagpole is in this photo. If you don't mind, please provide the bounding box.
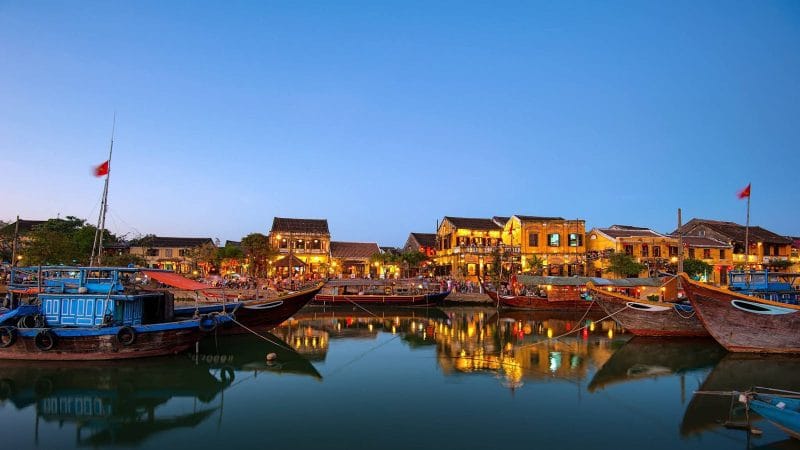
[90,115,115,267]
[744,184,750,271]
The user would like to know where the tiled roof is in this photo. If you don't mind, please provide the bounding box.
[677,219,792,245]
[330,241,381,259]
[597,227,666,239]
[131,236,214,248]
[515,215,566,222]
[493,216,511,226]
[409,232,437,248]
[225,240,241,247]
[271,217,330,235]
[791,237,800,249]
[610,225,649,230]
[671,235,732,248]
[0,219,47,235]
[444,217,502,231]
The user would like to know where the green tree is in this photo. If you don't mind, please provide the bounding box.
[241,233,277,277]
[189,242,221,275]
[525,255,545,276]
[20,216,115,265]
[400,251,428,277]
[606,252,647,278]
[766,259,792,271]
[683,258,713,279]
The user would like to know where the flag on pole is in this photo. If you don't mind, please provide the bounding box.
[94,160,110,177]
[737,183,751,199]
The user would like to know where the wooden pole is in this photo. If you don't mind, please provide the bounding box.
[11,215,19,267]
[745,188,751,270]
[678,208,683,274]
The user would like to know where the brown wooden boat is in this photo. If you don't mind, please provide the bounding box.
[312,279,450,306]
[484,285,600,312]
[586,282,709,337]
[174,281,325,334]
[680,273,800,353]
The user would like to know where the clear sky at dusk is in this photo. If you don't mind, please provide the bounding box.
[1,1,798,246]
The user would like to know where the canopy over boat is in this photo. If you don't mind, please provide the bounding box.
[515,275,666,288]
[142,270,210,291]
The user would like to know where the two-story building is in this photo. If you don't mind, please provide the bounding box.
[675,219,794,271]
[433,216,505,280]
[504,216,586,276]
[587,225,675,278]
[670,235,734,284]
[128,236,214,274]
[268,217,331,276]
[403,233,437,257]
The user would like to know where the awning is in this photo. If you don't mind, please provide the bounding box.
[274,255,307,268]
[142,270,210,290]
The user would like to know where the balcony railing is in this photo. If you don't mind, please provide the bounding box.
[449,245,521,255]
[278,248,327,254]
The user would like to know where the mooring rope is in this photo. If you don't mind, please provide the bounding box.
[228,316,295,352]
[325,333,402,378]
[672,304,696,319]
[516,299,632,349]
[343,298,381,318]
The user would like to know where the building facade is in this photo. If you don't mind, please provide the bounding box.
[504,216,586,276]
[433,216,505,280]
[330,241,381,278]
[587,226,675,279]
[673,235,734,284]
[675,219,794,270]
[129,236,214,274]
[268,217,331,276]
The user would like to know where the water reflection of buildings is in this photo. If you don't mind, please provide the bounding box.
[434,309,629,390]
[273,306,445,360]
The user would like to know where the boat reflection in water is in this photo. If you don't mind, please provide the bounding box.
[681,354,800,439]
[0,332,321,447]
[433,308,629,390]
[588,337,725,393]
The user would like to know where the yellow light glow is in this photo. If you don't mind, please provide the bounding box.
[368,324,373,332]
[608,329,614,338]
[392,325,397,334]
[547,328,553,338]
[589,322,595,332]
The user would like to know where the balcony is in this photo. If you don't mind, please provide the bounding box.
[450,245,520,255]
[278,248,327,254]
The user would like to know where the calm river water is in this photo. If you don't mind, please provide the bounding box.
[1,306,799,450]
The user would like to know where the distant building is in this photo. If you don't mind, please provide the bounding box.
[129,236,214,274]
[330,241,381,278]
[268,217,331,276]
[403,233,437,257]
[670,235,734,284]
[675,218,793,271]
[587,225,673,279]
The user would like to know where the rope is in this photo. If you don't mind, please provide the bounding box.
[672,304,696,319]
[516,299,630,349]
[342,298,381,318]
[228,316,295,352]
[325,333,402,378]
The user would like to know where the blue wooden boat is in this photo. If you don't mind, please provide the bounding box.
[728,270,800,305]
[745,389,800,439]
[1,266,231,360]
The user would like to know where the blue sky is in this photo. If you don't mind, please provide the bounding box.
[1,1,798,246]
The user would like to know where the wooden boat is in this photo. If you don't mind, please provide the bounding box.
[0,266,231,361]
[172,280,325,334]
[744,389,800,440]
[680,273,800,353]
[312,279,450,306]
[586,281,709,337]
[728,269,800,304]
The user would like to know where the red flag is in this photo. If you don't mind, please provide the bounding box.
[737,183,751,199]
[94,160,109,177]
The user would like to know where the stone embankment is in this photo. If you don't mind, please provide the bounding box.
[442,291,493,306]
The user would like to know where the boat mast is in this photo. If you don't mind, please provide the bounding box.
[744,185,751,271]
[90,115,115,267]
[11,215,19,267]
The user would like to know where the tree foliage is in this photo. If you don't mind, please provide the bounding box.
[605,252,647,278]
[19,216,116,266]
[241,233,276,277]
[682,258,713,278]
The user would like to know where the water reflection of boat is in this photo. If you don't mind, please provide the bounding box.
[681,354,800,437]
[588,337,724,392]
[194,332,322,380]
[313,279,450,306]
[0,356,231,446]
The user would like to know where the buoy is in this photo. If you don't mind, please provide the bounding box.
[266,352,277,361]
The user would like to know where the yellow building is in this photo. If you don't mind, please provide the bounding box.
[675,218,794,271]
[268,217,331,276]
[503,215,586,276]
[587,225,675,279]
[330,241,381,278]
[129,236,214,274]
[675,235,734,284]
[434,216,505,280]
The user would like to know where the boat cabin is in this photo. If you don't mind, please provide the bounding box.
[728,270,800,304]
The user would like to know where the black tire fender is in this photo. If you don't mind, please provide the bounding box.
[34,329,57,351]
[116,326,136,346]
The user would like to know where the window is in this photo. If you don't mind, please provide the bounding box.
[653,246,661,257]
[641,244,649,257]
[720,249,726,259]
[295,239,306,250]
[164,249,173,258]
[689,248,696,259]
[279,239,288,249]
[310,239,322,250]
[703,249,711,259]
[179,249,189,257]
[146,248,159,257]
[669,246,679,257]
[623,245,634,256]
[529,233,539,247]
[548,233,560,247]
[568,233,583,247]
